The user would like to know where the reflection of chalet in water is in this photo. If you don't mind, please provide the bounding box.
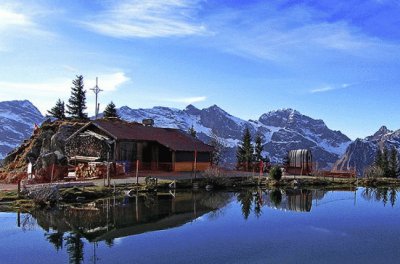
[32,192,231,242]
[65,119,213,172]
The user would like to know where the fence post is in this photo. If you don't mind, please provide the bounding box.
[136,159,139,185]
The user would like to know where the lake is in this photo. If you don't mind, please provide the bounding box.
[0,187,399,264]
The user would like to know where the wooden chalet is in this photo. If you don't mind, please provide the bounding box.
[65,119,213,172]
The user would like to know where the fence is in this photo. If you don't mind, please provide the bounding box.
[8,160,357,185]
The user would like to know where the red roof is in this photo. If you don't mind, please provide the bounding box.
[83,119,214,152]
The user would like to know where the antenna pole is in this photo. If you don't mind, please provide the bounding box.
[90,77,103,119]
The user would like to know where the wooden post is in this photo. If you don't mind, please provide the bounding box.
[194,149,197,179]
[107,162,110,187]
[17,180,21,198]
[136,159,139,185]
[51,164,55,184]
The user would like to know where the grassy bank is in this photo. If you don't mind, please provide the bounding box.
[1,176,400,211]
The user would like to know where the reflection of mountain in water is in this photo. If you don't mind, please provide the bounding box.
[31,191,232,242]
[264,189,327,212]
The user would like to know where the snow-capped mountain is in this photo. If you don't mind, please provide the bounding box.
[117,105,351,168]
[333,126,400,176]
[0,100,44,159]
[0,99,352,169]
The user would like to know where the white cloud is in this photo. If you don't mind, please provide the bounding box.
[310,83,353,94]
[0,6,33,29]
[310,86,335,94]
[163,96,207,104]
[85,72,130,92]
[201,2,399,63]
[0,2,55,51]
[82,0,207,38]
[0,72,130,114]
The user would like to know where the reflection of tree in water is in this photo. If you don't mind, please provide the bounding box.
[104,238,114,248]
[236,190,254,220]
[362,187,398,207]
[200,192,232,220]
[254,190,263,218]
[45,232,64,251]
[65,232,84,264]
[269,189,282,207]
[20,214,37,232]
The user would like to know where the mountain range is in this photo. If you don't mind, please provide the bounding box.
[333,126,400,175]
[117,104,351,168]
[0,100,44,160]
[0,99,398,175]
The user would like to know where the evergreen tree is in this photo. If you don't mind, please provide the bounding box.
[374,148,383,168]
[66,75,88,120]
[47,99,65,119]
[382,146,390,177]
[254,134,264,162]
[188,125,197,138]
[236,127,254,171]
[103,101,119,118]
[389,147,399,178]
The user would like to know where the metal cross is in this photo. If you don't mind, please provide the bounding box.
[90,77,103,119]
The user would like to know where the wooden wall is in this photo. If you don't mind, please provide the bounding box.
[174,161,211,172]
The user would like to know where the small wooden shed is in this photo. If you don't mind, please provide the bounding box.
[286,149,313,175]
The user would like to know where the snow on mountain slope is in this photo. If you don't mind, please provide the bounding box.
[117,105,351,168]
[0,99,352,169]
[333,126,400,176]
[0,100,44,159]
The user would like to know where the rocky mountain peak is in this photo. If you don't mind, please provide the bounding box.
[333,125,400,176]
[184,104,201,115]
[366,125,393,142]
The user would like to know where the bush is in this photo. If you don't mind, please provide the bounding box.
[203,167,231,188]
[269,166,282,181]
[364,165,385,178]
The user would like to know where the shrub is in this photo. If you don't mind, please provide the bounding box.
[203,167,231,188]
[269,166,282,181]
[364,165,385,178]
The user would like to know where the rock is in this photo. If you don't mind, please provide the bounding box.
[51,125,81,153]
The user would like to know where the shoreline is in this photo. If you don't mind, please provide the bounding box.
[1,175,400,212]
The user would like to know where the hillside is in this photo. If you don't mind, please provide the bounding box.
[0,100,44,160]
[333,126,400,176]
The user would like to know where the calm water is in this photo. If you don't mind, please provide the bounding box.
[1,188,399,264]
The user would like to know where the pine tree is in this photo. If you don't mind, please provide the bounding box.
[47,99,65,119]
[389,147,399,178]
[188,125,197,138]
[382,146,390,177]
[103,101,119,118]
[66,75,88,120]
[374,148,383,168]
[236,127,254,171]
[254,134,264,162]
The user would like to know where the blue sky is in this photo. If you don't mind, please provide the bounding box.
[1,0,400,140]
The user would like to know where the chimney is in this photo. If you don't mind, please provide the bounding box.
[142,118,154,127]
